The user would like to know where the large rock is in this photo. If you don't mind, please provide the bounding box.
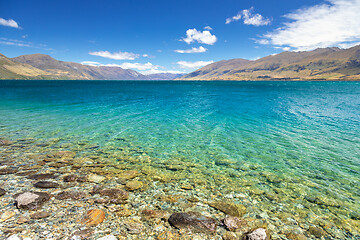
[168,212,217,233]
[99,188,129,203]
[14,192,51,210]
[209,201,246,217]
[244,228,269,240]
[33,181,60,188]
[81,209,106,226]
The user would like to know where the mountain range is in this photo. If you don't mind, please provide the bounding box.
[1,45,360,81]
[0,53,182,80]
[178,45,360,80]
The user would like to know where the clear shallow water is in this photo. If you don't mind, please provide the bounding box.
[0,80,359,235]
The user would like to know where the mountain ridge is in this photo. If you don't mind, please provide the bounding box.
[178,45,360,81]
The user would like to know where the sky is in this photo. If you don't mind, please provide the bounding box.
[1,0,360,75]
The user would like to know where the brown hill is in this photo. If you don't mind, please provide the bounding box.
[179,45,360,80]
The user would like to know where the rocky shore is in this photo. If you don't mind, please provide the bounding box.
[0,137,359,239]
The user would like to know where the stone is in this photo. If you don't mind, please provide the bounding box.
[116,208,133,217]
[88,174,106,183]
[117,170,139,181]
[17,216,30,224]
[97,235,117,240]
[0,139,13,146]
[82,209,106,226]
[142,209,169,219]
[285,232,307,240]
[71,229,93,239]
[56,191,87,200]
[244,228,268,240]
[168,212,217,233]
[0,187,6,196]
[124,219,145,234]
[0,211,16,222]
[63,174,78,182]
[0,168,18,175]
[308,226,326,238]
[209,201,246,217]
[54,151,76,159]
[180,183,194,190]
[33,181,60,188]
[125,180,143,191]
[222,232,238,240]
[30,211,50,219]
[99,188,129,203]
[223,216,247,231]
[14,191,51,210]
[27,173,57,180]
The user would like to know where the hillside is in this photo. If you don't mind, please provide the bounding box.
[179,45,360,80]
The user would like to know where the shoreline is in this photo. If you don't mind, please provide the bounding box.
[0,136,359,239]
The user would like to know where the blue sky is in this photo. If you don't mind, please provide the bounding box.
[1,0,360,74]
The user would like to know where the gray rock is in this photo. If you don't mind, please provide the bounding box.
[168,212,217,233]
[33,181,60,188]
[14,191,51,210]
[244,228,268,240]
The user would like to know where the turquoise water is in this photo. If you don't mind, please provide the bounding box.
[0,80,359,235]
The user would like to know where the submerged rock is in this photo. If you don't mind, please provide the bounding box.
[125,180,143,191]
[244,228,268,240]
[27,173,57,180]
[99,188,129,203]
[117,170,139,182]
[56,190,87,200]
[88,174,105,183]
[0,188,6,196]
[97,235,117,240]
[308,226,326,238]
[209,201,246,217]
[0,168,18,175]
[0,211,16,222]
[81,209,106,226]
[223,216,247,231]
[30,211,50,219]
[33,181,60,188]
[168,212,217,233]
[63,174,78,182]
[71,229,94,239]
[14,191,51,210]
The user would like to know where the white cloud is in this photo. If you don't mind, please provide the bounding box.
[0,37,53,50]
[174,46,207,53]
[181,28,217,45]
[260,0,360,51]
[80,61,101,66]
[177,60,214,69]
[204,26,213,30]
[89,50,148,60]
[0,18,19,28]
[226,8,271,26]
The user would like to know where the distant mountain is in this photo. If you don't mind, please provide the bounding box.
[146,73,184,80]
[11,54,145,80]
[178,45,360,80]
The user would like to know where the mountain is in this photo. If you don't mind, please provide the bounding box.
[146,73,184,80]
[178,45,360,80]
[11,54,145,80]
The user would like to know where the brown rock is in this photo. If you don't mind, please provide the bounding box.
[209,201,246,217]
[116,208,133,217]
[15,170,37,176]
[0,139,13,146]
[0,168,18,175]
[34,181,60,188]
[27,173,57,180]
[223,231,238,240]
[56,190,87,200]
[63,174,78,182]
[72,229,94,239]
[285,232,307,240]
[142,209,169,219]
[14,191,51,210]
[82,209,106,226]
[117,170,139,181]
[0,188,6,196]
[17,216,30,224]
[30,211,50,219]
[168,212,217,233]
[125,180,143,191]
[157,231,180,240]
[99,188,129,203]
[223,216,247,231]
[308,226,326,238]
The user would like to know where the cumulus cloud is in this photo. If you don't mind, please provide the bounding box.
[260,0,360,51]
[226,8,271,26]
[174,46,207,53]
[0,18,20,28]
[177,60,214,69]
[89,50,149,60]
[181,28,217,45]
